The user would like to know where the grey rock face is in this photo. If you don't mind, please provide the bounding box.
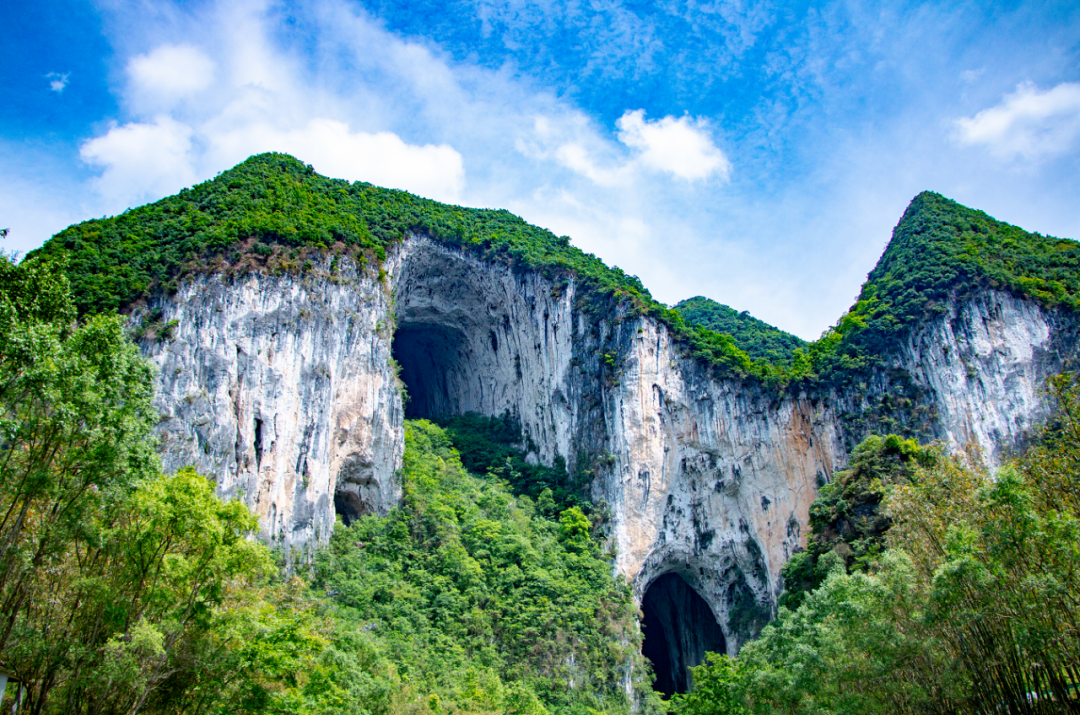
[142,235,1076,650]
[139,257,404,554]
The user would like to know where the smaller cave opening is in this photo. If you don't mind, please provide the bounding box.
[392,323,468,420]
[334,491,368,527]
[641,572,726,698]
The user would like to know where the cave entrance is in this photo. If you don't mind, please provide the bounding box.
[641,572,726,697]
[392,323,469,420]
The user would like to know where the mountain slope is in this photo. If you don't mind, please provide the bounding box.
[815,191,1080,376]
[28,153,657,319]
[674,297,806,363]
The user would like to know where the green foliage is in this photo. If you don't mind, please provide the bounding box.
[674,297,805,363]
[779,434,939,610]
[314,420,649,715]
[438,411,584,513]
[669,653,747,715]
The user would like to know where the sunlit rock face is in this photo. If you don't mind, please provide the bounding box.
[139,256,404,552]
[889,289,1077,466]
[140,234,1077,651]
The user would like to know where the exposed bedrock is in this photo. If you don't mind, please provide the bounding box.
[140,234,1078,653]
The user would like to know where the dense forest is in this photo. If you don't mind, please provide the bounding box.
[674,297,805,363]
[28,153,1080,389]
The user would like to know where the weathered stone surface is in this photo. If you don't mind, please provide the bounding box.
[141,235,1077,650]
[139,256,404,554]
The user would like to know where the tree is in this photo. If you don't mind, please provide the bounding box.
[670,653,747,715]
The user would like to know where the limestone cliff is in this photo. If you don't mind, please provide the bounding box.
[137,233,1078,654]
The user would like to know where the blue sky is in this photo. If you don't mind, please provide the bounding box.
[3,0,1079,338]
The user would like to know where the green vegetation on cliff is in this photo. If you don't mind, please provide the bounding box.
[674,297,806,363]
[28,156,1080,391]
[437,412,586,513]
[674,376,1080,715]
[778,434,940,611]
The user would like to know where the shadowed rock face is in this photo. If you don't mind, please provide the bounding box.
[641,573,725,697]
[393,324,469,420]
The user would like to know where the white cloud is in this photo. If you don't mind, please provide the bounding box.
[209,118,465,202]
[128,44,216,104]
[46,72,69,93]
[77,5,467,208]
[530,110,731,186]
[616,110,731,181]
[80,116,197,210]
[954,81,1080,160]
[553,143,632,186]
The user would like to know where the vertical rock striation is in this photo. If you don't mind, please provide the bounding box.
[142,234,1078,651]
[140,257,403,554]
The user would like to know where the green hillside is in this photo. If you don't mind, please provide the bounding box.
[805,191,1080,381]
[27,153,656,318]
[674,297,806,363]
[28,157,1080,388]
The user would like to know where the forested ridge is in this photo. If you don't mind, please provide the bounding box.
[29,153,1080,389]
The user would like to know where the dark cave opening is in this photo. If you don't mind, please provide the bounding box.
[392,323,468,420]
[641,572,726,698]
[334,491,366,527]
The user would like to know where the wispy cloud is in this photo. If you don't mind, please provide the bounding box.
[127,44,216,109]
[81,116,197,207]
[954,82,1080,161]
[76,1,468,210]
[46,72,69,93]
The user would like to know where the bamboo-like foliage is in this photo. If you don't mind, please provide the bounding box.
[888,374,1080,714]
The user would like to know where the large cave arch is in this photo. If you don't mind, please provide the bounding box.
[392,323,471,420]
[387,239,575,439]
[641,572,726,697]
